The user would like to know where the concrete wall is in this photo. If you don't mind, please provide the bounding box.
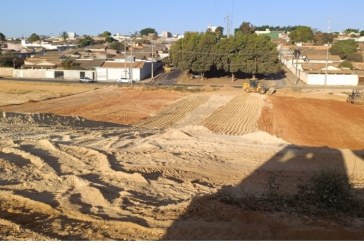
[13,69,94,81]
[14,69,46,79]
[307,74,358,86]
[0,67,14,77]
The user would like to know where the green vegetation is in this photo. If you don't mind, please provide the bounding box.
[140,28,157,36]
[289,26,314,43]
[61,31,68,42]
[0,32,5,42]
[108,41,124,51]
[339,60,354,69]
[28,33,40,43]
[60,58,80,70]
[218,170,364,217]
[0,53,24,68]
[314,32,335,45]
[99,31,112,37]
[78,36,95,48]
[329,39,359,59]
[170,29,281,79]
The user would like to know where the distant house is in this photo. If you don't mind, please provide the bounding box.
[95,59,161,82]
[255,29,285,40]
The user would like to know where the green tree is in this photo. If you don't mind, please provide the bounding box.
[289,26,314,43]
[28,33,40,43]
[360,30,364,36]
[0,53,24,68]
[314,32,334,45]
[78,36,95,47]
[99,31,112,37]
[108,41,124,51]
[346,53,363,62]
[329,39,358,59]
[339,60,353,69]
[237,22,256,34]
[105,36,115,43]
[60,58,80,70]
[170,31,281,80]
[190,32,220,79]
[344,28,359,34]
[61,31,68,42]
[140,28,156,36]
[0,32,5,42]
[215,26,224,37]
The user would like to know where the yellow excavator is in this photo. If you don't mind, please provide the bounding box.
[347,89,364,105]
[243,79,275,94]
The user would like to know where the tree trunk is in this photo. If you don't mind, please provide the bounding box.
[200,72,204,81]
[231,73,235,82]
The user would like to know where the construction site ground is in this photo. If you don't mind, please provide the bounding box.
[1,79,364,240]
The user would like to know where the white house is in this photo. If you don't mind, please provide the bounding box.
[21,39,76,51]
[95,59,160,82]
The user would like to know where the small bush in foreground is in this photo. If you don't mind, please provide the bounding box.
[217,170,364,217]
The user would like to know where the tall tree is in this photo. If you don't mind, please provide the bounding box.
[214,26,224,37]
[314,32,334,45]
[0,53,24,68]
[0,32,5,42]
[99,31,112,37]
[60,58,80,70]
[329,39,358,59]
[344,28,359,34]
[238,22,256,34]
[140,28,157,36]
[289,26,314,43]
[108,41,124,51]
[28,33,41,43]
[78,36,95,47]
[61,31,68,42]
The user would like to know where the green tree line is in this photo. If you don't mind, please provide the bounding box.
[169,31,281,79]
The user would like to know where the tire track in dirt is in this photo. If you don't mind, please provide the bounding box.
[202,94,265,135]
[134,95,209,129]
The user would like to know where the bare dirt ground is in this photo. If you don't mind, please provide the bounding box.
[1,81,364,240]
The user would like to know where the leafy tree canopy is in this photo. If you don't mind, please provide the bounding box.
[339,60,353,70]
[329,39,358,59]
[0,32,6,42]
[289,26,314,43]
[61,31,68,41]
[105,36,115,43]
[78,36,95,48]
[108,41,124,51]
[344,28,359,34]
[99,31,112,37]
[60,58,80,70]
[0,53,24,68]
[170,31,281,78]
[314,32,335,45]
[140,28,157,36]
[236,22,256,34]
[28,33,40,43]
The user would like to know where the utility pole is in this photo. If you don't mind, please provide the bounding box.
[324,17,331,86]
[124,39,127,79]
[151,41,154,81]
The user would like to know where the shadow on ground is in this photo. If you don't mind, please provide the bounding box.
[163,146,364,240]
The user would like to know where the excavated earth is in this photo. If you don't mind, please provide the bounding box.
[1,81,364,240]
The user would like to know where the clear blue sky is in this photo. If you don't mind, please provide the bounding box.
[1,0,363,38]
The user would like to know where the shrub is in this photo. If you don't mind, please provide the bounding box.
[346,53,364,62]
[339,60,354,70]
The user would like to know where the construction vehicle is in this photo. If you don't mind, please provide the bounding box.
[243,79,276,94]
[347,89,364,105]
